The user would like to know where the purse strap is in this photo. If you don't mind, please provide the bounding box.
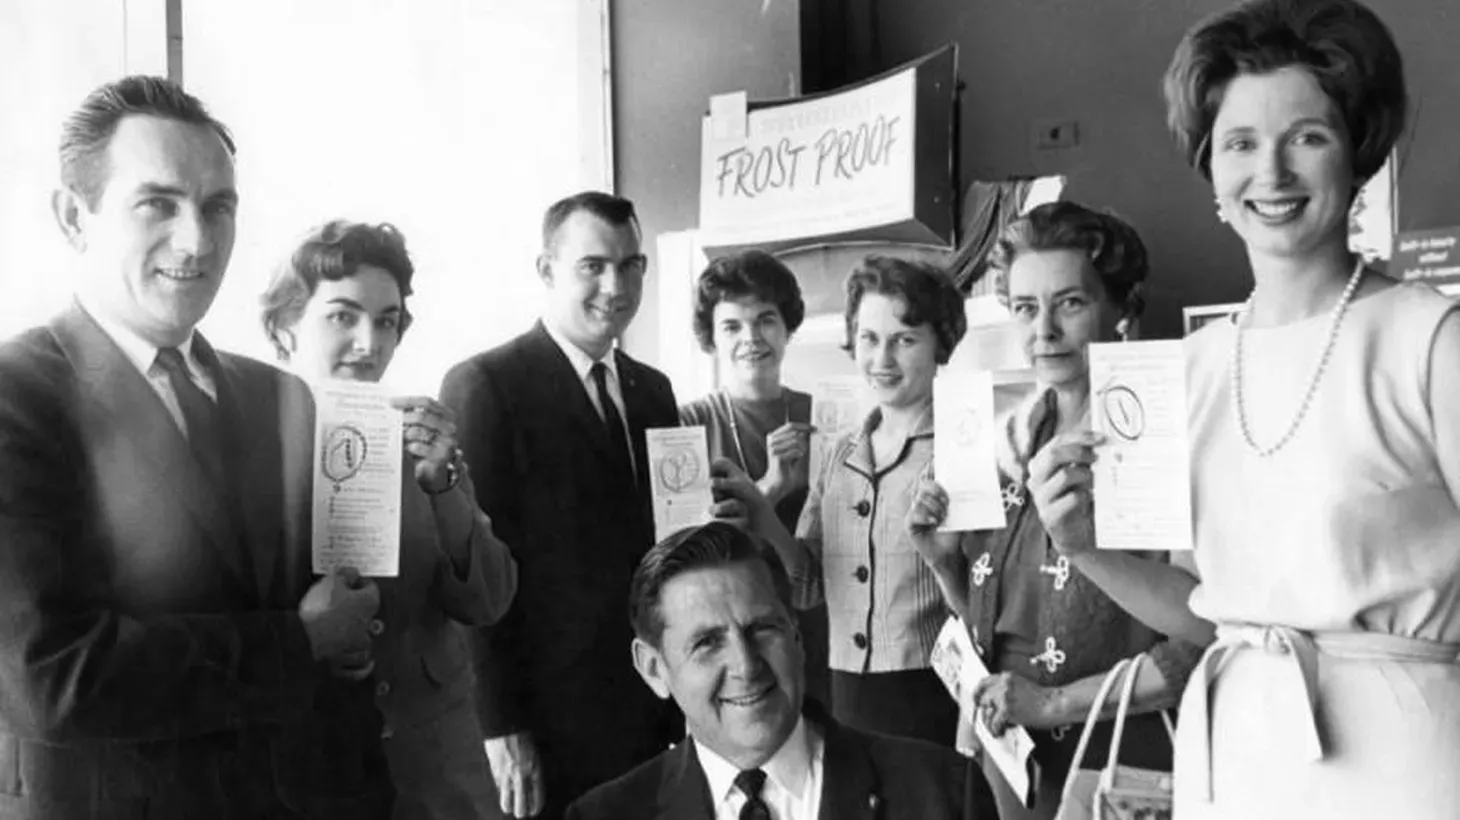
[1099,653,1178,789]
[1058,656,1131,804]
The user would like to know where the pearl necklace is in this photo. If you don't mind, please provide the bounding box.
[1230,256,1365,458]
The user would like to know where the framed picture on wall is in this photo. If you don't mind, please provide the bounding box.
[1182,303,1243,336]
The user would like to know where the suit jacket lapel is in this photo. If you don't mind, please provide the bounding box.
[206,340,282,601]
[816,709,882,820]
[615,351,656,499]
[526,322,623,472]
[51,305,252,587]
[656,741,716,820]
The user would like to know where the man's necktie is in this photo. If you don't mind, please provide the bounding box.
[156,347,225,486]
[590,361,634,484]
[735,769,772,820]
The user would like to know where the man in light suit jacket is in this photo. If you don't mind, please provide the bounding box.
[566,520,1000,820]
[441,192,684,820]
[0,76,386,819]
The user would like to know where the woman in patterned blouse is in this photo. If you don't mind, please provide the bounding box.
[907,202,1202,819]
[738,255,970,747]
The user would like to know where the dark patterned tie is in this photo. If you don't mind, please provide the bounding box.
[155,347,225,485]
[735,769,771,820]
[590,361,634,484]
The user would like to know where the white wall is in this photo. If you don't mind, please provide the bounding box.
[0,0,166,339]
[183,0,609,394]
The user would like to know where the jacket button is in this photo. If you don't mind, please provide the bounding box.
[854,500,871,517]
[368,619,385,636]
[853,632,868,649]
[375,681,391,697]
[854,566,869,583]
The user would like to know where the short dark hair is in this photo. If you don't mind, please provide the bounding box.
[541,191,640,251]
[988,201,1150,319]
[691,250,806,353]
[1163,0,1406,184]
[59,75,237,209]
[259,220,416,359]
[842,256,967,365]
[629,522,793,649]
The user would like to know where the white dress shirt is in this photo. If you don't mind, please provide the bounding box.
[79,300,217,440]
[694,717,825,820]
[541,320,637,475]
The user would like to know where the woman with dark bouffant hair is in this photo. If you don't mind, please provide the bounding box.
[680,250,814,531]
[998,2,1460,818]
[261,220,519,820]
[906,201,1202,819]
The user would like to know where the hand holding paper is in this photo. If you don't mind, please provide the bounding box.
[392,395,461,493]
[1024,430,1102,556]
[930,617,1037,804]
[905,470,964,569]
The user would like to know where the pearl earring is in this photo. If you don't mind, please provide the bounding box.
[1214,197,1227,224]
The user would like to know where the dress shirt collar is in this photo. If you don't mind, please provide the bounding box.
[78,298,201,381]
[695,715,819,810]
[542,318,620,386]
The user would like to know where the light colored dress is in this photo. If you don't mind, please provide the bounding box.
[1175,281,1460,819]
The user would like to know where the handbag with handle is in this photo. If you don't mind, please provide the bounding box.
[1054,653,1175,820]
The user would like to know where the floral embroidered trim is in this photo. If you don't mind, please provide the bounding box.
[1001,481,1024,511]
[1039,555,1071,591]
[970,552,994,587]
[1030,636,1067,673]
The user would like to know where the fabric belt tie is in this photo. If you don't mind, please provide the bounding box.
[1186,623,1460,802]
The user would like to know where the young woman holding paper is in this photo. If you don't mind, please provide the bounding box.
[720,255,969,746]
[260,220,518,820]
[905,202,1203,820]
[676,250,834,705]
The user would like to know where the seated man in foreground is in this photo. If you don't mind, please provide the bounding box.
[567,519,998,820]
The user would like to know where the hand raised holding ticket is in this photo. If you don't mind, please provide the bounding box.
[759,421,815,503]
[391,395,461,494]
[1026,430,1104,555]
[905,469,964,570]
[709,457,777,534]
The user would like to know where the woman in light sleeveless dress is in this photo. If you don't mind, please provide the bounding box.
[1162,0,1460,811]
[1165,1,1460,815]
[1013,1,1460,817]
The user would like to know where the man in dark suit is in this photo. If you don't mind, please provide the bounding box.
[566,520,999,820]
[441,192,683,819]
[0,76,387,818]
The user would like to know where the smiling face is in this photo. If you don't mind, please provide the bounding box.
[1006,249,1118,389]
[853,292,939,412]
[1209,66,1355,262]
[711,296,789,389]
[539,210,646,359]
[633,561,804,770]
[63,115,238,347]
[285,265,404,383]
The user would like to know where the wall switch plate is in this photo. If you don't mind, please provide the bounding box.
[1033,118,1080,150]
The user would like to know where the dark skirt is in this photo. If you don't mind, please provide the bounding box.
[829,667,958,747]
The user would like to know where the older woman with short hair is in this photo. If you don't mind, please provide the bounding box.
[261,220,518,820]
[907,202,1201,819]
